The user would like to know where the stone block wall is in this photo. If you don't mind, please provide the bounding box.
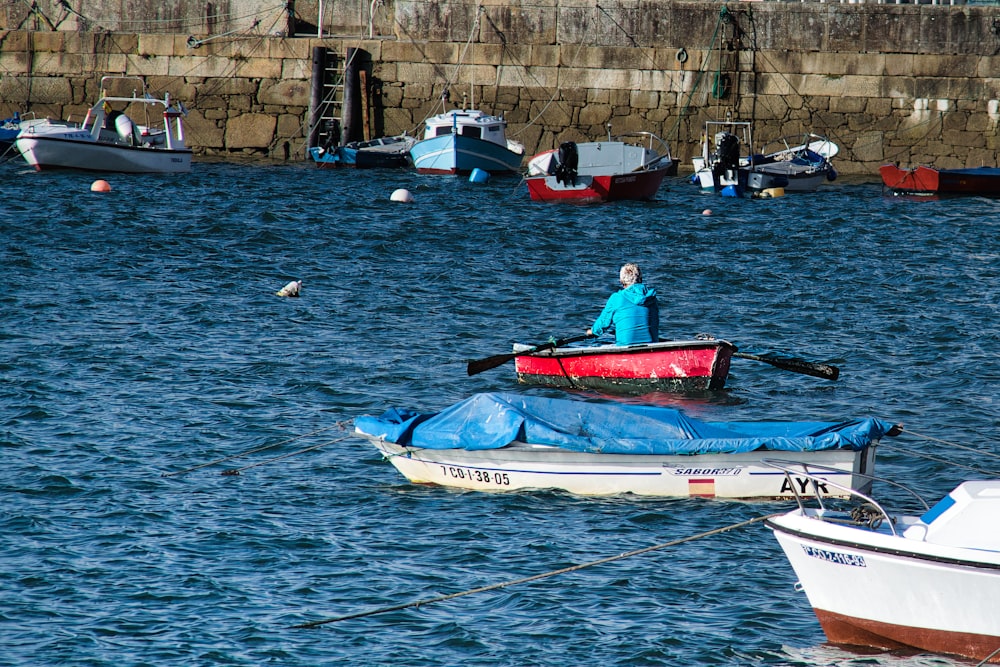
[1,1,999,173]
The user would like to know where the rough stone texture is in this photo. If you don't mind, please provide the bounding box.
[225,113,277,149]
[3,1,1000,170]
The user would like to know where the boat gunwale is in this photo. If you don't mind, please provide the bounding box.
[766,516,1000,571]
[514,338,736,359]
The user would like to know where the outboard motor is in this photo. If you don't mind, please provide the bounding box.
[711,131,741,190]
[713,132,741,172]
[554,141,579,186]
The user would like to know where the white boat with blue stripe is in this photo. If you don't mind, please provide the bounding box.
[409,108,524,175]
[353,392,896,499]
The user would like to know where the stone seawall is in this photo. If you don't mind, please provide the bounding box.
[2,1,999,174]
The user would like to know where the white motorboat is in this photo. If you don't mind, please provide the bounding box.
[354,392,897,499]
[766,460,1000,663]
[16,75,191,173]
[753,134,839,192]
[691,120,785,196]
[524,131,675,203]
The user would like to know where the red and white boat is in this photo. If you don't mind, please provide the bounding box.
[525,131,675,203]
[512,339,736,393]
[767,461,1000,663]
[880,164,1000,196]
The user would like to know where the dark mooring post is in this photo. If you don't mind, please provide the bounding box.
[341,47,361,145]
[307,45,325,150]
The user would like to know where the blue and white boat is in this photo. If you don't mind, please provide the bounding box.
[307,134,415,169]
[409,108,524,175]
[354,392,897,499]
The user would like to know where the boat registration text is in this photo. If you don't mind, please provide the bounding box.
[440,466,511,486]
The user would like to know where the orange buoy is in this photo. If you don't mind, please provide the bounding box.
[702,208,712,215]
[91,179,111,193]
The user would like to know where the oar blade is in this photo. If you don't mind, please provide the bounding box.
[466,333,594,377]
[733,352,840,381]
[467,353,517,376]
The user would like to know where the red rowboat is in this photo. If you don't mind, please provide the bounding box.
[880,164,1000,195]
[512,339,736,393]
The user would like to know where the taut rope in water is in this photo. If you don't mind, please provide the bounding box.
[975,645,1000,666]
[897,427,1000,462]
[221,434,352,476]
[879,426,1000,478]
[162,420,352,477]
[879,444,1000,478]
[290,512,780,629]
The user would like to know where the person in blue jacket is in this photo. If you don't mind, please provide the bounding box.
[586,263,659,345]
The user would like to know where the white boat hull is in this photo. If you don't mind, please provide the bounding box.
[362,435,876,499]
[768,483,1000,662]
[17,134,192,173]
[15,77,192,174]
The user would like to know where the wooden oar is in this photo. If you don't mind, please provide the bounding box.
[733,351,839,381]
[467,334,593,376]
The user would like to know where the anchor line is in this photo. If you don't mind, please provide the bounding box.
[879,443,1000,478]
[897,427,1000,462]
[221,434,352,475]
[290,512,780,629]
[162,419,352,477]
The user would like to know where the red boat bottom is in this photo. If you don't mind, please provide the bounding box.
[816,609,1000,663]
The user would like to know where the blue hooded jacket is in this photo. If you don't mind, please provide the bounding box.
[591,284,659,345]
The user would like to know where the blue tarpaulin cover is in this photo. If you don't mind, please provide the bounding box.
[354,392,895,455]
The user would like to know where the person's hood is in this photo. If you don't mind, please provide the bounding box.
[622,283,656,305]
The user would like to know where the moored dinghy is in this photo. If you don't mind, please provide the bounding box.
[766,460,1000,663]
[880,163,1000,196]
[308,134,415,169]
[525,131,675,203]
[354,392,897,498]
[752,134,838,192]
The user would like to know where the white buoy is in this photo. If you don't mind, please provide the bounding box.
[702,208,712,216]
[391,188,414,203]
[276,280,302,297]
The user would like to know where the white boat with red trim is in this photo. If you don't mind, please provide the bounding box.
[525,131,675,203]
[767,461,1000,663]
[354,392,896,499]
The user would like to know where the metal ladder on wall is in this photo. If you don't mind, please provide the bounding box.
[312,47,343,149]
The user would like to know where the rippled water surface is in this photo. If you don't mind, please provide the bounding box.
[2,159,998,666]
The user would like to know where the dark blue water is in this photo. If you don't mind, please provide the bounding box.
[3,159,998,666]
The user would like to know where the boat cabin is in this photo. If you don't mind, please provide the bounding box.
[424,110,509,147]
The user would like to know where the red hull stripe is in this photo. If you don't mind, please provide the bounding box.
[815,608,1000,663]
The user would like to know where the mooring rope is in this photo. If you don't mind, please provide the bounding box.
[221,433,353,476]
[879,443,1000,478]
[291,512,780,629]
[898,427,1000,462]
[975,645,1000,666]
[162,420,352,477]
